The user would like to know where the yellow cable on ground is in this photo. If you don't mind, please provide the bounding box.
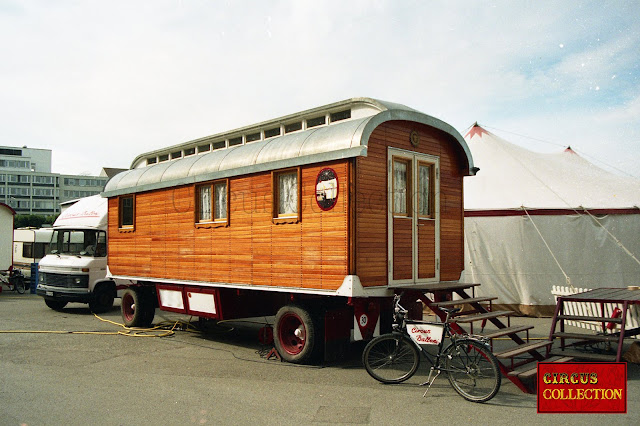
[92,313,178,337]
[0,314,184,338]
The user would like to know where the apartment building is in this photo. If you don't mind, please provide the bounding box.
[0,146,111,215]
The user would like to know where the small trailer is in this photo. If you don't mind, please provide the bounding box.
[1,203,15,272]
[13,227,54,280]
[102,98,476,363]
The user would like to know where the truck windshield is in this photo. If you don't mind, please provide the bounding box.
[49,230,106,257]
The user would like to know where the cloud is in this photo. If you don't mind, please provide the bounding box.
[0,0,638,178]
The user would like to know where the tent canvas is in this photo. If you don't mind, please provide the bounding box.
[461,125,640,316]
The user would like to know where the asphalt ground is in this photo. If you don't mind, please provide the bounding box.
[1,292,639,425]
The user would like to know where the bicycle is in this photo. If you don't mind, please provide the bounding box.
[362,294,501,403]
[0,268,27,294]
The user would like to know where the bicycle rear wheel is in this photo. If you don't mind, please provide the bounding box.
[444,339,501,403]
[362,334,420,384]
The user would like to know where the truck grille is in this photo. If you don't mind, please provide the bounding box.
[40,272,89,289]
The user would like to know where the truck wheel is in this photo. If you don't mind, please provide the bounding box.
[274,304,319,364]
[121,287,154,327]
[89,284,115,314]
[45,299,67,311]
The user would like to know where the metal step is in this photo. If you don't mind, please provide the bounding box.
[549,349,617,362]
[494,340,553,359]
[481,325,534,339]
[557,314,623,323]
[552,332,620,342]
[430,296,498,307]
[454,310,513,324]
[508,356,574,378]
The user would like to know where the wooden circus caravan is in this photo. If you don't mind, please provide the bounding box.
[102,98,477,363]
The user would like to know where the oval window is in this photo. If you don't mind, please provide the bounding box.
[315,168,339,211]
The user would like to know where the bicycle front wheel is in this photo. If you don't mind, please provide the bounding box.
[15,276,26,294]
[362,334,420,384]
[444,339,501,403]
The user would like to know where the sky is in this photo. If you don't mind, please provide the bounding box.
[1,0,639,178]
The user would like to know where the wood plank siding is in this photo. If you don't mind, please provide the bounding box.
[108,161,350,291]
[355,121,466,287]
[108,119,467,292]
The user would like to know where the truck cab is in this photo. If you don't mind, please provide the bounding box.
[37,195,120,312]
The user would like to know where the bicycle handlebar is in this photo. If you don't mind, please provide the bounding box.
[393,293,462,324]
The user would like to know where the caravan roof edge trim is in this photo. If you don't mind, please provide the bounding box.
[103,98,474,197]
[102,146,368,197]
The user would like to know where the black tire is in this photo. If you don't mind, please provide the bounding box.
[362,334,420,384]
[139,287,156,326]
[273,304,319,364]
[14,276,26,294]
[45,299,67,311]
[121,287,154,327]
[444,339,501,403]
[89,284,115,313]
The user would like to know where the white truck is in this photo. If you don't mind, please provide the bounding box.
[36,195,122,312]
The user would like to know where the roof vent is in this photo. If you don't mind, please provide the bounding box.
[330,109,351,123]
[285,122,302,133]
[264,127,281,139]
[307,116,326,128]
[246,132,261,143]
[229,136,243,147]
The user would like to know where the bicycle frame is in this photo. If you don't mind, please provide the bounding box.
[363,294,501,402]
[394,301,493,395]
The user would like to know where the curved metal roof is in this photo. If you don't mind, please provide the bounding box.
[103,98,475,197]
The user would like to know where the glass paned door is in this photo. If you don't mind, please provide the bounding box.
[388,148,439,285]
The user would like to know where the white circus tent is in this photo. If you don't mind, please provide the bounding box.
[460,124,640,316]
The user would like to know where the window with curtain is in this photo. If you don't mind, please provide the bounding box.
[418,163,431,217]
[197,180,228,225]
[198,185,212,222]
[278,171,298,216]
[214,182,227,220]
[393,160,409,216]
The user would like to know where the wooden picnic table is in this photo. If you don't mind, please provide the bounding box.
[551,287,640,361]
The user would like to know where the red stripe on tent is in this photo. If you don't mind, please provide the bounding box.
[465,208,640,217]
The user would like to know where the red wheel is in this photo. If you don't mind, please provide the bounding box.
[121,287,155,327]
[274,305,318,364]
[278,312,306,355]
[121,289,137,325]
